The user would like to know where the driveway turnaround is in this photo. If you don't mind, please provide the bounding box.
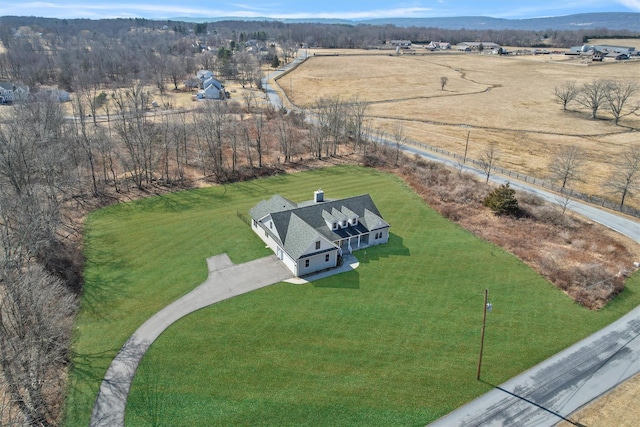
[90,254,293,427]
[90,253,360,427]
[429,304,640,426]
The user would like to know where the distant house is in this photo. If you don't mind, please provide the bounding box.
[249,189,390,276]
[456,42,502,52]
[0,82,14,104]
[390,40,412,47]
[196,70,214,85]
[13,85,29,102]
[427,41,451,50]
[194,70,227,100]
[37,88,70,103]
[567,44,637,56]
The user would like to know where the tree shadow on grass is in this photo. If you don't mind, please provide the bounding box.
[81,247,131,319]
[137,188,231,213]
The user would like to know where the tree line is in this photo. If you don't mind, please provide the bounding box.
[2,16,639,92]
[554,79,639,124]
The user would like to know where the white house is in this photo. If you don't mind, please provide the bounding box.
[196,70,214,84]
[427,41,451,50]
[249,189,390,276]
[456,42,502,52]
[0,82,14,104]
[194,70,227,100]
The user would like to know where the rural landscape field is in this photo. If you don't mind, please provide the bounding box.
[281,41,640,206]
[1,9,640,427]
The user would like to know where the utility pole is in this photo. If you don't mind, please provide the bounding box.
[477,288,491,380]
[464,130,470,164]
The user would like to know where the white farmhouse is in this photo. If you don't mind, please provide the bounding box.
[249,189,390,276]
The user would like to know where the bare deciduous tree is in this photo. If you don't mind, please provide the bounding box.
[606,80,639,125]
[480,145,500,184]
[549,145,585,191]
[275,113,294,163]
[197,100,229,177]
[440,76,449,91]
[111,83,157,188]
[606,144,640,209]
[347,96,369,153]
[553,81,578,111]
[391,122,405,166]
[0,263,77,427]
[576,79,610,119]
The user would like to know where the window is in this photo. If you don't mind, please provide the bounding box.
[325,254,330,262]
[269,221,272,229]
[305,259,310,268]
[315,241,321,250]
[252,219,257,227]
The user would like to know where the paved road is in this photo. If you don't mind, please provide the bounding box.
[396,142,640,243]
[429,305,640,426]
[90,254,293,427]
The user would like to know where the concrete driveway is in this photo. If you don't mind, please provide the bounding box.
[90,254,293,427]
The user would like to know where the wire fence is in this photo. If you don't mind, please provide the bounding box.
[272,53,639,220]
[368,129,640,219]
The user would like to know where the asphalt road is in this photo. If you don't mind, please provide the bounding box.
[429,305,640,426]
[395,142,640,243]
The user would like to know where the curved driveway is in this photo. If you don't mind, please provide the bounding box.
[90,254,293,427]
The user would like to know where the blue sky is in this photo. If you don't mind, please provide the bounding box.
[2,0,640,20]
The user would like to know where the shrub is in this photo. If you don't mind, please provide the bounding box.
[483,183,519,216]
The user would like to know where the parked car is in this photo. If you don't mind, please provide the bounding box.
[615,54,630,60]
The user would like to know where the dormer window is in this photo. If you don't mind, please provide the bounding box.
[332,222,338,230]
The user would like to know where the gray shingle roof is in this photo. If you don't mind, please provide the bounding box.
[249,195,297,220]
[250,193,389,261]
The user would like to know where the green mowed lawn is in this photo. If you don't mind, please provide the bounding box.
[66,165,640,426]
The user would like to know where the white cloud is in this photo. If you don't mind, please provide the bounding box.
[617,0,640,10]
[3,2,433,20]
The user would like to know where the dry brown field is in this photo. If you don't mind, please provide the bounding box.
[557,373,640,427]
[284,44,640,208]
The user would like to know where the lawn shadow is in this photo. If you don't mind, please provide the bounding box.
[81,248,131,319]
[312,269,360,289]
[138,188,231,213]
[358,232,410,264]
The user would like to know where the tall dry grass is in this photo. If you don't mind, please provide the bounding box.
[375,151,638,310]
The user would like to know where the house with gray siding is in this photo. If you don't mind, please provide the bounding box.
[249,189,390,276]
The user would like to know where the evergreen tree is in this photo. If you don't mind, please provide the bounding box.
[271,55,280,68]
[483,183,519,216]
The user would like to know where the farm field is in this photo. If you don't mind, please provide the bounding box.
[66,165,640,426]
[284,44,640,207]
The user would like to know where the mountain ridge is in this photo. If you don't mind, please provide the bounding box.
[171,12,640,31]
